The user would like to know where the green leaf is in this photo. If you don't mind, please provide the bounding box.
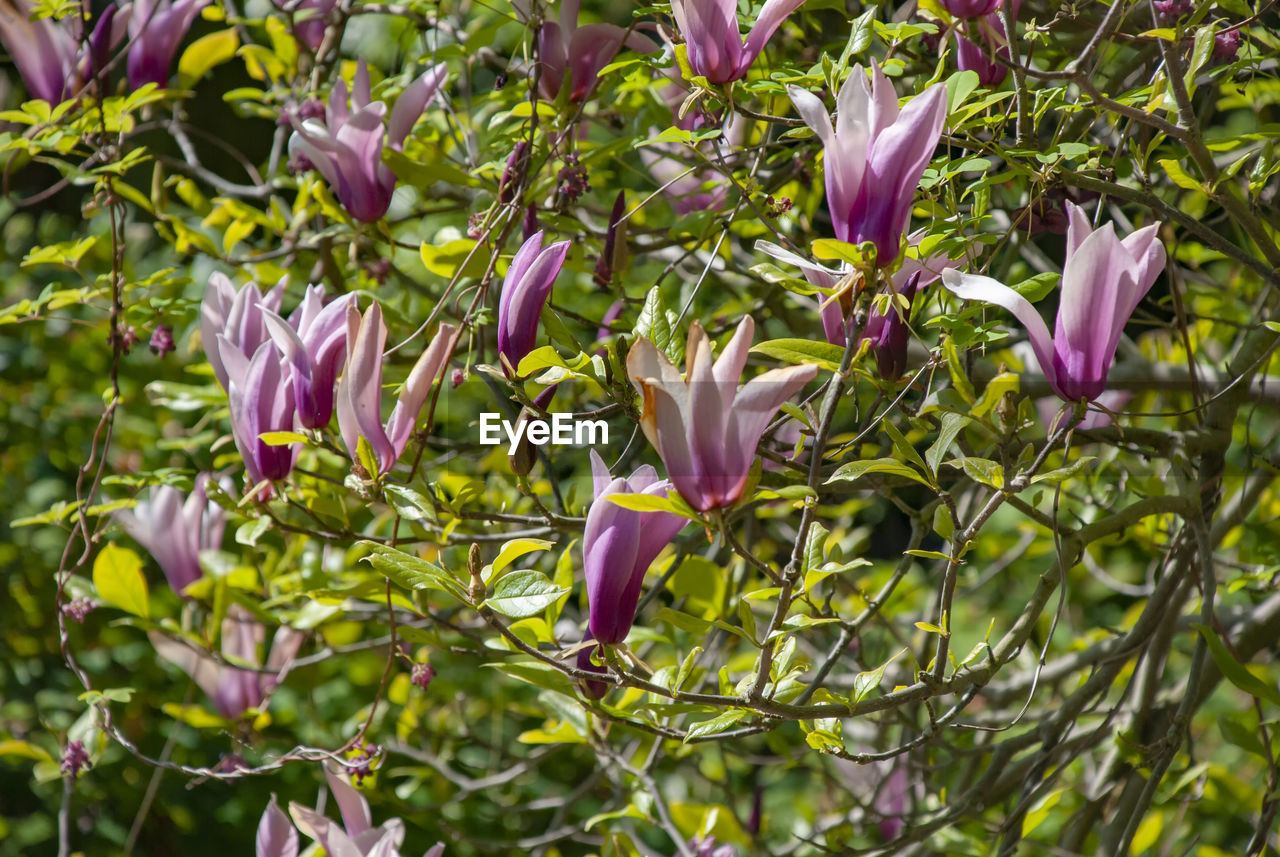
[1220,716,1267,757]
[634,286,682,364]
[826,457,931,486]
[178,29,240,88]
[803,523,830,575]
[0,740,55,763]
[684,709,747,742]
[946,69,980,115]
[361,541,464,601]
[484,570,569,619]
[845,8,876,57]
[751,338,844,371]
[420,238,488,280]
[234,517,271,547]
[355,435,380,479]
[93,543,150,618]
[162,703,229,729]
[926,413,971,477]
[1193,624,1280,707]
[490,538,555,576]
[971,371,1019,419]
[880,419,930,478]
[674,646,704,692]
[950,456,1004,489]
[811,238,866,267]
[603,491,699,520]
[1031,456,1097,485]
[257,430,307,447]
[1159,158,1203,191]
[850,651,900,706]
[942,337,975,403]
[383,484,435,522]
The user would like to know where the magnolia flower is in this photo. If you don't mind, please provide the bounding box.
[127,0,208,89]
[583,450,687,644]
[862,270,924,380]
[290,763,446,857]
[939,0,1000,16]
[150,605,304,719]
[788,63,947,265]
[201,273,287,392]
[671,0,809,84]
[1036,390,1132,433]
[498,141,529,204]
[218,337,299,490]
[951,0,1019,87]
[0,0,125,102]
[639,94,745,215]
[262,285,358,429]
[272,0,338,51]
[876,760,908,841]
[755,238,951,378]
[289,60,448,222]
[687,836,738,857]
[529,0,657,101]
[256,796,299,857]
[575,636,609,699]
[337,302,457,475]
[627,316,818,511]
[113,475,226,596]
[639,143,729,215]
[497,230,571,373]
[593,190,627,288]
[941,202,1165,402]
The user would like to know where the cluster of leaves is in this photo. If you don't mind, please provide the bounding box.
[2,0,1280,856]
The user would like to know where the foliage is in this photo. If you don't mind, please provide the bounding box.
[2,0,1280,855]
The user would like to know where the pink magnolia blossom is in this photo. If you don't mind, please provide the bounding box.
[526,0,657,102]
[756,238,953,378]
[127,0,208,89]
[336,302,457,475]
[951,0,1020,87]
[256,796,299,857]
[262,285,358,429]
[671,0,809,84]
[788,63,947,266]
[941,202,1165,402]
[289,60,448,222]
[113,475,226,596]
[150,605,303,719]
[201,273,287,392]
[290,763,446,857]
[497,230,571,373]
[627,316,817,511]
[583,450,688,644]
[0,0,127,102]
[272,0,338,51]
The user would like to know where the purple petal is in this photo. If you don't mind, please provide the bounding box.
[324,763,373,837]
[387,63,448,148]
[336,304,395,470]
[256,795,299,857]
[384,322,457,467]
[740,0,808,78]
[940,268,1060,397]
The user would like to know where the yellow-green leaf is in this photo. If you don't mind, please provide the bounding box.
[258,430,307,447]
[490,538,554,576]
[93,543,150,618]
[1158,158,1203,191]
[178,29,240,89]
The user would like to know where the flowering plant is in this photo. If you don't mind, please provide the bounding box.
[3,2,1277,856]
